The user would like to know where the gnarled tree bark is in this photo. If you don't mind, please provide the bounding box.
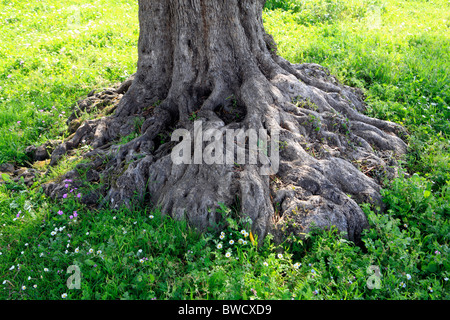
[43,0,408,244]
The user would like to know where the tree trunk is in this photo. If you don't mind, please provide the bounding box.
[43,0,408,244]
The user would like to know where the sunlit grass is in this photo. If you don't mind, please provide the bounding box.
[0,0,449,300]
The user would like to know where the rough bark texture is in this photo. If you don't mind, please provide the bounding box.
[42,0,408,244]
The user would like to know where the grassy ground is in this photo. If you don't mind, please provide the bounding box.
[0,0,448,300]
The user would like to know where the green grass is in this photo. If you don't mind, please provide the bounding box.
[0,0,449,300]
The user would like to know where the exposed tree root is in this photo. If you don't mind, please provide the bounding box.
[41,0,408,245]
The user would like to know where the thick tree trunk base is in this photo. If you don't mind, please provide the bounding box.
[41,1,408,245]
[42,61,407,245]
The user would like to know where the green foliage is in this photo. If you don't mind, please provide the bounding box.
[0,0,449,300]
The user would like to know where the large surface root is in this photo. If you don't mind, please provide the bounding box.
[41,58,408,245]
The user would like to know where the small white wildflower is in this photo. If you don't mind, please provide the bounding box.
[86,232,89,236]
[277,253,283,259]
[149,215,154,219]
[263,262,268,267]
[21,286,26,290]
[293,262,301,269]
[75,247,79,253]
[217,243,223,249]
[9,265,15,270]
[44,268,49,272]
[27,276,31,280]
[406,274,411,280]
[229,240,234,245]
[33,284,37,288]
[51,231,56,236]
[139,258,144,263]
[97,250,102,255]
[62,293,67,299]
[225,252,231,258]
[88,248,94,254]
